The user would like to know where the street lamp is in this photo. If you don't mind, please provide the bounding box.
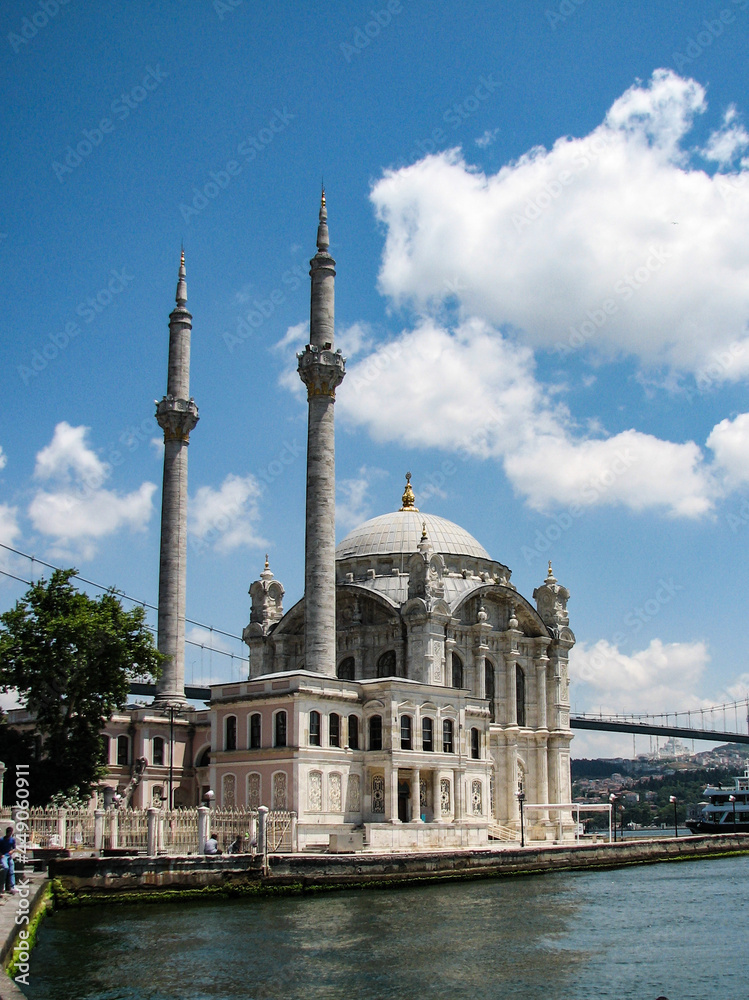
[518,791,525,848]
[669,795,678,838]
[204,789,215,810]
[609,794,617,843]
[729,794,737,827]
[161,704,184,811]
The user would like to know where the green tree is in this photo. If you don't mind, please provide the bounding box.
[0,569,163,803]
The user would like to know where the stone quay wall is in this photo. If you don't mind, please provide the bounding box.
[48,833,749,906]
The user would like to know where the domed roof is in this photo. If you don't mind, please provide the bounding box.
[336,510,490,561]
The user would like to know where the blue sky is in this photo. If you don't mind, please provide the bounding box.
[2,0,749,755]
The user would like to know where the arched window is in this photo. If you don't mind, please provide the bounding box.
[152,736,164,766]
[309,711,321,746]
[225,715,237,751]
[442,719,454,754]
[274,711,287,748]
[249,713,262,749]
[485,661,496,723]
[337,656,355,681]
[196,746,211,768]
[117,735,129,766]
[400,715,413,750]
[451,653,463,688]
[348,715,359,750]
[422,717,434,752]
[329,713,341,747]
[470,727,480,759]
[369,715,383,751]
[377,650,397,677]
[516,666,526,727]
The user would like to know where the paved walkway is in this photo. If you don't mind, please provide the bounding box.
[0,869,47,999]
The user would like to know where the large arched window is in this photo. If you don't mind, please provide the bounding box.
[442,719,454,754]
[369,715,383,751]
[337,657,355,681]
[225,715,237,751]
[152,736,165,767]
[485,660,496,723]
[274,710,287,748]
[249,713,262,749]
[329,713,341,748]
[117,735,129,766]
[470,727,480,759]
[348,715,359,750]
[309,711,321,746]
[400,715,413,750]
[377,650,397,677]
[422,717,434,752]
[516,666,526,727]
[451,653,463,689]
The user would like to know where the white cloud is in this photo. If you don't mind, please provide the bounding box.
[475,128,500,149]
[0,503,21,574]
[706,412,749,488]
[28,423,156,561]
[189,474,265,554]
[337,465,388,531]
[569,638,710,715]
[338,317,720,517]
[701,107,749,168]
[370,70,749,379]
[0,445,6,471]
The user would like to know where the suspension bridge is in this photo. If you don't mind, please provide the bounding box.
[2,542,749,747]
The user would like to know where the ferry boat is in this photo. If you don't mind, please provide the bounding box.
[686,764,749,833]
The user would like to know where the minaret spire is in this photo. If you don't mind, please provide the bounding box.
[153,250,199,707]
[297,192,346,676]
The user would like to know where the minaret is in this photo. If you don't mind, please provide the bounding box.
[153,250,199,707]
[297,191,346,675]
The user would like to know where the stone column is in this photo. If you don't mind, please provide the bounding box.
[197,805,210,852]
[410,769,422,822]
[453,769,462,821]
[385,764,400,823]
[536,659,548,730]
[154,252,198,708]
[147,807,159,857]
[297,194,345,676]
[432,770,442,822]
[94,809,105,853]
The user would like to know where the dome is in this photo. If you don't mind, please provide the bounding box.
[336,510,490,561]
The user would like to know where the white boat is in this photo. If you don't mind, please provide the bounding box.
[686,764,749,833]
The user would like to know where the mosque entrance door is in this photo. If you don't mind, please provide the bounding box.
[398,779,410,822]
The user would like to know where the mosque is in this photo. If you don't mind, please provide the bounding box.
[98,194,576,849]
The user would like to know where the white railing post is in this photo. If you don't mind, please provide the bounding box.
[109,808,119,850]
[57,807,67,850]
[94,809,105,852]
[147,807,159,857]
[258,805,269,873]
[197,806,210,854]
[290,811,298,853]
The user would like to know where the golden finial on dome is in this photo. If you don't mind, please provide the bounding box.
[400,471,419,512]
[265,553,269,570]
[421,521,427,540]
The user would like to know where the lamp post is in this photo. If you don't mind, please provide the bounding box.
[204,789,215,811]
[669,795,678,838]
[729,794,737,827]
[161,704,184,811]
[518,791,525,848]
[609,794,617,843]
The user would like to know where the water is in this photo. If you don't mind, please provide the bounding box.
[27,855,748,999]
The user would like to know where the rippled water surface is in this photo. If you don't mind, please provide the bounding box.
[27,855,748,999]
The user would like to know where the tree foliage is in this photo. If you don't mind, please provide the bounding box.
[0,569,163,803]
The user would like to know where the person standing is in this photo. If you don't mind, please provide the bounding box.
[0,827,18,894]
